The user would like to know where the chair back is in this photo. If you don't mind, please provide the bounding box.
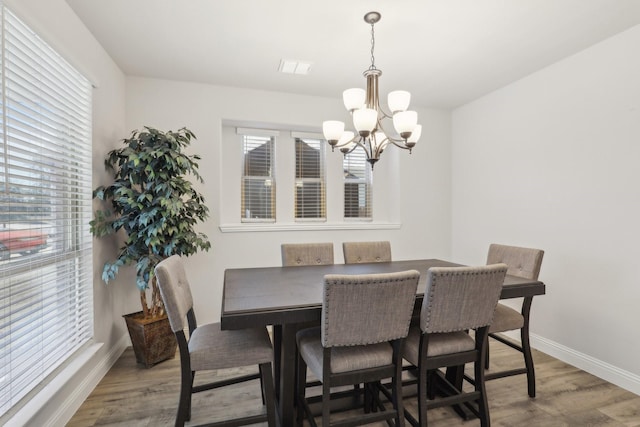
[420,264,507,334]
[342,241,392,264]
[281,243,334,266]
[155,255,194,333]
[487,243,544,280]
[321,270,420,347]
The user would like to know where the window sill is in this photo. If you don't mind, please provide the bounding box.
[219,222,401,233]
[6,341,103,426]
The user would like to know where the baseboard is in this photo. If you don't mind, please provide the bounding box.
[530,333,640,396]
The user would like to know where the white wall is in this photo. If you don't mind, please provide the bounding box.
[16,2,640,422]
[125,77,452,325]
[3,1,131,425]
[452,24,640,393]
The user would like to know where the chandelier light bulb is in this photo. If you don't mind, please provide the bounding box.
[343,88,366,111]
[393,110,418,139]
[388,90,411,113]
[407,124,422,145]
[353,108,378,137]
[323,120,345,144]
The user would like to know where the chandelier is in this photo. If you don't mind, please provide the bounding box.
[322,11,421,169]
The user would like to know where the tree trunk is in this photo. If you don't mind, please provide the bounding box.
[140,290,150,318]
[140,272,166,319]
[150,276,165,318]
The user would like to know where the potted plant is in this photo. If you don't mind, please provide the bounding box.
[90,126,211,367]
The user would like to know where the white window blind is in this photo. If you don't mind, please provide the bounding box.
[0,5,93,419]
[343,147,372,219]
[294,137,325,220]
[240,134,276,222]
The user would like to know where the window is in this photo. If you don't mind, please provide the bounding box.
[343,147,372,219]
[294,136,325,220]
[241,133,275,222]
[0,6,93,419]
[222,123,393,230]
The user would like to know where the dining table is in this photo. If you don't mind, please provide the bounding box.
[221,258,546,426]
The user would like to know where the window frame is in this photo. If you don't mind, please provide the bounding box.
[292,132,326,222]
[343,144,373,221]
[239,129,277,223]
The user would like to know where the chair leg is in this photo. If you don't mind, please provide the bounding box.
[259,370,266,405]
[175,370,192,427]
[475,356,490,427]
[322,379,331,426]
[364,382,373,413]
[259,362,277,427]
[485,338,490,370]
[426,370,436,400]
[392,361,405,427]
[521,326,536,398]
[476,328,492,427]
[295,352,307,427]
[417,359,428,427]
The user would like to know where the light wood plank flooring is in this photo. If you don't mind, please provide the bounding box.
[68,342,640,426]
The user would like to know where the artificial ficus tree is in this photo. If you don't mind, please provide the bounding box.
[90,127,211,318]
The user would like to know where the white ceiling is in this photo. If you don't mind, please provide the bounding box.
[66,0,640,109]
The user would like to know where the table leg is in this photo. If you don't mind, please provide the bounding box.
[272,325,282,401]
[278,324,298,426]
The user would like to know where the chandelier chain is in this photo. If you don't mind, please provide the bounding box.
[369,22,376,70]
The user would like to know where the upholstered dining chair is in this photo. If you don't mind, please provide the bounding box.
[280,243,335,390]
[155,255,277,427]
[483,243,544,397]
[281,242,334,266]
[296,270,420,427]
[402,264,507,427]
[342,240,392,264]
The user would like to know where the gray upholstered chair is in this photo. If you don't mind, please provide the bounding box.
[484,243,544,397]
[296,270,420,427]
[402,264,507,427]
[155,255,276,427]
[342,240,392,264]
[279,243,335,390]
[281,242,334,266]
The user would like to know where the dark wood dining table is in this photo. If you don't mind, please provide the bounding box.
[221,259,546,426]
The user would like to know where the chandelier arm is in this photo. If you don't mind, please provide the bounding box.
[377,105,393,119]
[355,137,374,159]
[339,136,374,159]
[332,133,358,149]
[374,119,413,151]
[373,138,386,159]
[340,143,359,156]
[386,139,413,150]
[375,119,408,145]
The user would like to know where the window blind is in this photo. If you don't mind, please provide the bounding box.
[294,137,325,220]
[343,147,372,219]
[0,6,93,418]
[241,134,275,222]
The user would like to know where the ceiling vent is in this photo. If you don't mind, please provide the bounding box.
[278,59,312,75]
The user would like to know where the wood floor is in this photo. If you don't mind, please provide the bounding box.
[68,341,640,426]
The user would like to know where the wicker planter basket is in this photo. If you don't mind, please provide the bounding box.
[123,311,177,368]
